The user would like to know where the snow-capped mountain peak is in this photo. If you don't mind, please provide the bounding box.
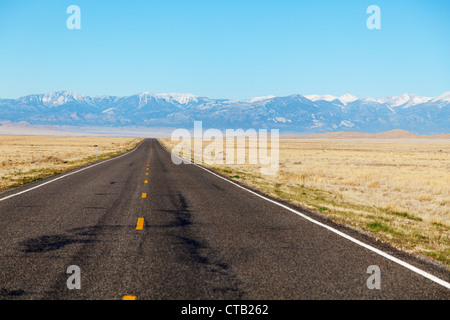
[135,92,200,105]
[153,93,198,104]
[305,93,358,105]
[337,93,358,105]
[358,96,378,103]
[430,91,450,102]
[304,94,337,102]
[376,93,431,108]
[245,95,276,103]
[31,90,88,106]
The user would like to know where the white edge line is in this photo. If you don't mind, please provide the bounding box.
[158,139,450,290]
[0,139,146,203]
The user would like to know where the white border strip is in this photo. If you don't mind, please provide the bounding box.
[0,139,146,203]
[159,140,450,290]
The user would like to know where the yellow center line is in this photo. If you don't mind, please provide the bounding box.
[136,217,144,230]
[144,180,148,184]
[142,193,147,198]
[122,295,136,300]
[146,173,149,176]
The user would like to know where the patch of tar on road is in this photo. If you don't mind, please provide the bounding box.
[0,288,26,298]
[154,192,192,228]
[175,234,244,298]
[165,192,246,299]
[19,226,107,253]
[211,183,225,192]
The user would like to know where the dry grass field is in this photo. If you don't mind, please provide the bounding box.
[160,137,450,267]
[0,136,143,191]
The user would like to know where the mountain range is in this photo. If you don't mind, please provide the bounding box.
[0,91,449,134]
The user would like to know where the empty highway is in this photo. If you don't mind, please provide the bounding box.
[0,139,448,300]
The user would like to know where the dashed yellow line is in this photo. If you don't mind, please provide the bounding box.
[121,147,152,303]
[136,217,144,230]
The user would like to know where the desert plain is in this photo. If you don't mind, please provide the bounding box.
[161,133,450,267]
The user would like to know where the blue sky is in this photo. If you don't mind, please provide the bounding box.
[0,0,449,99]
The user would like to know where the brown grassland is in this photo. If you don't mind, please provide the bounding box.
[0,136,143,191]
[160,137,450,267]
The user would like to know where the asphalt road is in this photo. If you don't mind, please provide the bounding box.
[0,139,448,300]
